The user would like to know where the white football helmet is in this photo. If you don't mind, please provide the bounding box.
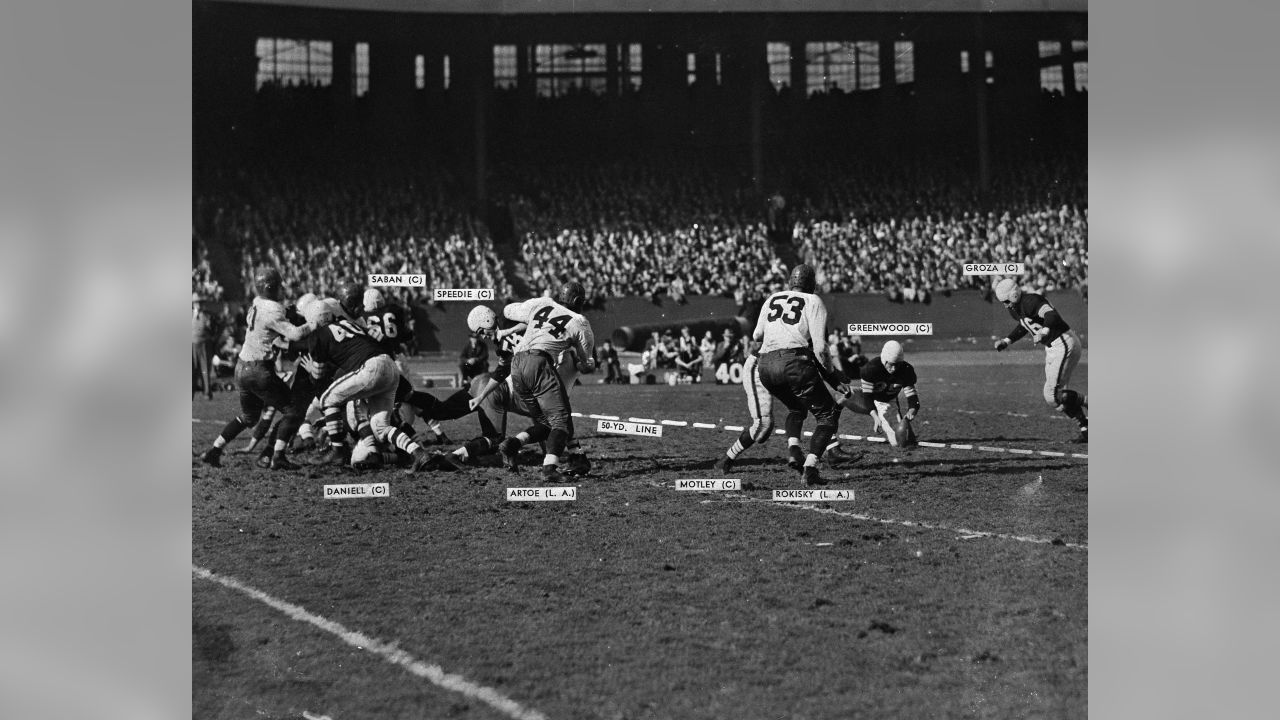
[881,340,904,367]
[363,289,384,313]
[296,293,319,315]
[303,299,335,326]
[994,278,1022,305]
[467,305,497,335]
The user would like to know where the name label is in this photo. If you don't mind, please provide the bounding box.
[323,483,390,499]
[367,274,425,287]
[506,487,577,501]
[847,323,933,335]
[962,263,1025,275]
[772,489,855,501]
[433,288,495,301]
[675,479,741,491]
[597,420,663,437]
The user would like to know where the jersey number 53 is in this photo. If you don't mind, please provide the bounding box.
[766,294,805,325]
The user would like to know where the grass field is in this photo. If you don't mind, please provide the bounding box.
[192,348,1087,720]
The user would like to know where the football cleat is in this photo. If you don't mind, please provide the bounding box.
[719,455,735,474]
[565,453,592,477]
[314,444,351,467]
[1074,425,1088,444]
[292,436,317,453]
[498,438,522,471]
[786,446,805,473]
[541,464,568,484]
[802,465,827,487]
[270,454,301,471]
[200,447,222,467]
[431,452,464,472]
[406,447,432,473]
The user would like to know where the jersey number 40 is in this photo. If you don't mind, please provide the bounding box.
[532,305,572,338]
[766,295,805,325]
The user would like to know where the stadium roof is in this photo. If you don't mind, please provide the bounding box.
[214,0,1087,14]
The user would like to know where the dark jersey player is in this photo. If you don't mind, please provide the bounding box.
[993,278,1088,441]
[291,298,437,471]
[854,340,921,447]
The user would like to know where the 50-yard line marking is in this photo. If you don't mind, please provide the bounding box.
[192,566,548,720]
[570,410,1087,459]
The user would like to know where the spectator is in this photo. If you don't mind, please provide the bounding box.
[459,334,489,386]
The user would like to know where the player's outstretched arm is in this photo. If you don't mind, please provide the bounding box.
[271,317,316,342]
[469,377,501,410]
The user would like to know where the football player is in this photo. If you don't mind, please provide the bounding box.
[993,278,1088,442]
[199,267,317,470]
[719,338,775,473]
[359,287,457,444]
[847,340,920,447]
[751,263,848,486]
[498,282,596,482]
[445,306,589,474]
[291,298,440,472]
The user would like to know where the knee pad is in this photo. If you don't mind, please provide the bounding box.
[1043,386,1060,406]
[1054,389,1081,410]
[237,411,262,426]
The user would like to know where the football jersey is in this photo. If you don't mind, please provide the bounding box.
[1006,293,1071,346]
[361,302,413,356]
[293,318,387,373]
[487,319,524,384]
[859,357,918,403]
[754,290,829,357]
[240,297,308,362]
[504,297,594,364]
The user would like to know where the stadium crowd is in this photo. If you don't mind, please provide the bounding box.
[195,154,511,308]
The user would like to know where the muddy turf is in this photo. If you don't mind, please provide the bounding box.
[193,349,1087,720]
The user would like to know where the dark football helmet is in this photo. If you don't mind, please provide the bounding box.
[788,263,816,294]
[555,281,587,313]
[254,266,284,301]
[339,280,365,319]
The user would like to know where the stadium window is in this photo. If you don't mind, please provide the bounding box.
[531,43,610,97]
[354,42,369,97]
[1039,40,1061,58]
[805,42,877,94]
[767,42,791,91]
[443,55,451,90]
[687,53,697,86]
[1041,65,1064,92]
[624,43,642,92]
[415,55,425,90]
[894,41,914,85]
[1072,40,1087,53]
[494,45,517,90]
[255,38,333,90]
[715,53,722,86]
[985,50,993,68]
[1074,61,1088,91]
[856,41,879,90]
[960,50,970,74]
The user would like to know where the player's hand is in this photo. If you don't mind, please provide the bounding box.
[994,339,1010,352]
[468,397,481,411]
[578,358,596,374]
[904,408,917,421]
[1032,328,1050,344]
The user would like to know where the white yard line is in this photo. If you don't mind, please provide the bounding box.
[192,566,548,720]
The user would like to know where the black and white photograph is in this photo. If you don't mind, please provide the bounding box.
[191,1,1088,717]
